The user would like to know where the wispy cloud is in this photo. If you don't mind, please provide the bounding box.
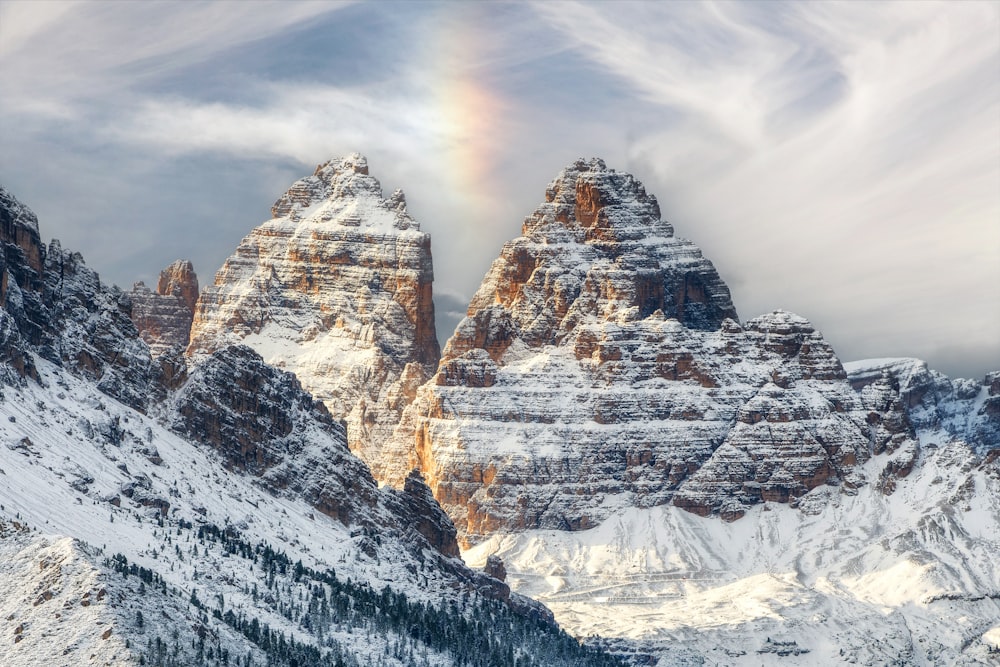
[535,1,1000,373]
[0,1,349,115]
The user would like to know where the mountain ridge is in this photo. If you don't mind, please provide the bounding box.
[2,155,998,666]
[0,181,621,667]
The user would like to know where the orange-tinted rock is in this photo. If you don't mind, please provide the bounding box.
[187,155,439,470]
[130,260,199,358]
[382,161,879,543]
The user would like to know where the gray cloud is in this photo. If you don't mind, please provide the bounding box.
[0,1,996,379]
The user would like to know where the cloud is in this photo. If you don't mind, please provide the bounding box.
[535,1,1000,374]
[0,1,350,115]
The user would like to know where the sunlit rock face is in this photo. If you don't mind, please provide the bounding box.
[186,155,440,468]
[383,160,883,544]
[130,260,199,358]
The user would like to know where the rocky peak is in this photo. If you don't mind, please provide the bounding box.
[528,158,666,241]
[187,155,439,472]
[383,161,882,543]
[0,185,44,282]
[744,310,847,381]
[270,153,415,231]
[130,260,199,358]
[156,260,199,312]
[458,159,737,362]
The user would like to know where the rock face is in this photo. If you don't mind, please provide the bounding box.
[130,260,199,358]
[0,186,152,410]
[385,160,882,543]
[0,183,478,570]
[0,187,44,383]
[187,154,439,469]
[168,344,465,554]
[170,343,380,527]
[846,358,999,454]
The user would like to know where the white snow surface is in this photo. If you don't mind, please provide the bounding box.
[465,433,1000,666]
[0,356,473,666]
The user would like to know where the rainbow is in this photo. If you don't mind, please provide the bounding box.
[426,4,508,202]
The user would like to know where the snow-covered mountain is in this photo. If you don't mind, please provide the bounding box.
[385,159,997,664]
[2,152,998,667]
[187,154,440,472]
[0,184,621,667]
[383,159,929,544]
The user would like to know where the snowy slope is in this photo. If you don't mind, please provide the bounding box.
[0,355,618,667]
[465,434,1000,666]
[0,527,135,666]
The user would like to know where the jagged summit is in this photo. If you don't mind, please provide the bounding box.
[460,158,738,359]
[524,158,667,240]
[269,153,417,232]
[187,155,439,470]
[0,185,43,278]
[156,259,199,311]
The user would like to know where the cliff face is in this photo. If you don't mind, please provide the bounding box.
[846,358,1000,455]
[0,186,153,411]
[186,154,439,469]
[130,260,199,358]
[383,160,886,543]
[168,344,465,556]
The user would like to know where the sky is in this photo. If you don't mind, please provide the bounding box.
[1,0,997,379]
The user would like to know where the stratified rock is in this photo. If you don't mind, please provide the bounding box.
[130,260,199,358]
[168,344,472,563]
[0,186,44,281]
[384,160,875,543]
[157,259,199,313]
[1,186,48,382]
[41,241,153,411]
[169,344,379,525]
[389,470,460,558]
[187,154,439,469]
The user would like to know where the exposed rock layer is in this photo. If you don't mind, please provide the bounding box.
[169,345,466,557]
[384,160,889,543]
[187,155,439,469]
[130,260,199,358]
[846,358,999,454]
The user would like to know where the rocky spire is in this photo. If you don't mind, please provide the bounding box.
[130,260,199,358]
[186,155,440,469]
